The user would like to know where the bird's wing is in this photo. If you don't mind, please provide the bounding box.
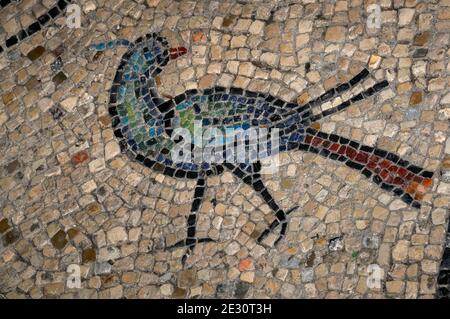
[114,74,176,160]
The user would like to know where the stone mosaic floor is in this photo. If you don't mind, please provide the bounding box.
[0,0,449,299]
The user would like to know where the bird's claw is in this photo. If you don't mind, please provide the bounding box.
[257,206,299,246]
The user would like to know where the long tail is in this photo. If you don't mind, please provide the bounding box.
[299,127,434,208]
[305,80,389,124]
[283,68,389,125]
[302,68,371,110]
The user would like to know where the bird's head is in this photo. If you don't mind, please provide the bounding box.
[143,33,187,66]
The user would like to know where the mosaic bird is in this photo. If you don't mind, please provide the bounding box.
[91,33,434,264]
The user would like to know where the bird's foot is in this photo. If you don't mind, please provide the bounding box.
[257,206,299,246]
[166,237,216,266]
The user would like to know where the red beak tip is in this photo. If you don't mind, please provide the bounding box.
[169,46,188,59]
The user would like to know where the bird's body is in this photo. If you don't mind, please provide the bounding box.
[119,86,311,171]
[107,36,307,174]
[91,33,434,265]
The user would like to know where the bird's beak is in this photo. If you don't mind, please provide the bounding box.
[169,47,188,60]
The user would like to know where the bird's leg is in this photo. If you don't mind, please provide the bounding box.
[224,162,299,246]
[166,175,215,265]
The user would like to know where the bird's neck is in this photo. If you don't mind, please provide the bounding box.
[127,46,167,110]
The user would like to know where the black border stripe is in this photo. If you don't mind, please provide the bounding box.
[0,0,72,52]
[0,0,20,9]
